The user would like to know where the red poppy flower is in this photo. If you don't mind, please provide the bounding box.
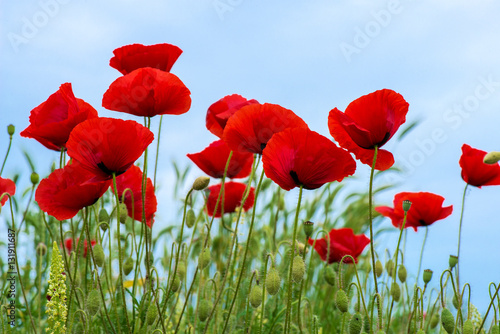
[308,228,370,264]
[110,43,183,75]
[187,140,254,179]
[206,182,255,217]
[64,238,96,257]
[0,177,16,206]
[223,103,308,154]
[206,94,259,138]
[20,83,98,151]
[66,117,154,181]
[262,127,356,191]
[113,165,157,228]
[35,162,111,220]
[328,89,409,171]
[459,144,500,187]
[375,192,453,231]
[102,67,191,117]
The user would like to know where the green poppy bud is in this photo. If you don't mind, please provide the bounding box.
[452,294,460,309]
[36,242,47,256]
[249,284,263,308]
[176,260,186,279]
[265,267,281,296]
[198,299,212,322]
[93,244,105,268]
[335,289,348,313]
[402,200,412,212]
[484,151,500,164]
[363,315,371,333]
[118,202,128,224]
[398,264,407,283]
[375,260,383,277]
[123,257,134,275]
[170,276,181,293]
[490,324,500,334]
[292,255,305,283]
[430,313,439,329]
[386,259,394,277]
[186,209,196,228]
[98,209,109,231]
[303,220,314,238]
[416,330,425,334]
[7,124,15,136]
[86,289,101,316]
[349,312,363,334]
[323,266,336,286]
[423,269,433,284]
[441,308,455,334]
[30,172,39,185]
[449,255,458,269]
[146,303,158,325]
[192,176,210,191]
[198,248,211,270]
[391,282,401,302]
[462,320,474,334]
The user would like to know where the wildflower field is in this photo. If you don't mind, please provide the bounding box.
[1,41,499,334]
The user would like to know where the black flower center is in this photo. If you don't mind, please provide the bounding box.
[289,170,302,186]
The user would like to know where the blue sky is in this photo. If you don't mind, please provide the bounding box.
[1,0,500,312]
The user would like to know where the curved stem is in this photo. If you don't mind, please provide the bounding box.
[0,132,13,176]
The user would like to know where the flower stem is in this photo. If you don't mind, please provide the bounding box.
[284,185,304,334]
[0,132,13,176]
[416,227,429,283]
[456,183,469,301]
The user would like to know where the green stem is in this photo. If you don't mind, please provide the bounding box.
[416,227,429,283]
[477,282,500,333]
[0,133,13,176]
[296,237,309,333]
[153,115,163,188]
[284,185,304,334]
[456,183,469,302]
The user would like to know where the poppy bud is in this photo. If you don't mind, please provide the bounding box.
[375,260,383,277]
[376,331,386,334]
[146,303,158,325]
[118,203,128,224]
[386,259,394,277]
[349,312,363,334]
[86,289,101,316]
[423,269,433,284]
[295,242,306,256]
[198,248,211,270]
[93,244,105,268]
[323,266,336,286]
[192,176,210,191]
[452,294,460,309]
[186,209,196,228]
[490,325,500,334]
[7,124,15,136]
[265,268,281,296]
[170,276,181,292]
[249,284,263,308]
[402,200,412,212]
[484,151,500,164]
[398,264,407,283]
[198,299,212,322]
[441,308,455,334]
[303,221,314,238]
[363,315,370,333]
[98,208,109,225]
[123,257,134,275]
[292,255,305,283]
[176,260,186,279]
[449,255,458,269]
[335,289,348,313]
[36,242,47,256]
[31,172,39,185]
[430,313,439,329]
[416,330,425,334]
[391,282,401,302]
[462,320,473,334]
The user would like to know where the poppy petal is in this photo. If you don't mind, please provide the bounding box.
[206,182,255,217]
[308,228,370,264]
[0,177,16,206]
[459,144,500,187]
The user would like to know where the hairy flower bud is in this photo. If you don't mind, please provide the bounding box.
[146,303,158,325]
[462,320,474,334]
[93,244,105,268]
[198,248,211,270]
[398,264,407,283]
[176,260,187,279]
[335,289,348,313]
[391,282,401,302]
[292,255,305,283]
[349,312,363,334]
[490,324,500,334]
[323,266,336,286]
[375,260,383,277]
[198,299,212,322]
[249,284,263,308]
[430,313,439,329]
[98,209,109,231]
[192,176,210,191]
[86,290,101,316]
[441,308,455,334]
[123,257,134,276]
[186,209,196,228]
[265,267,281,296]
[386,259,394,277]
[118,202,128,224]
[170,276,181,293]
[36,242,47,256]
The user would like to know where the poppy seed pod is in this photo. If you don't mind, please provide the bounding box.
[265,268,281,296]
[462,320,474,334]
[390,282,401,302]
[30,172,39,185]
[86,290,101,316]
[484,151,500,164]
[441,308,455,334]
[192,176,210,191]
[423,269,433,284]
[146,303,158,325]
[292,255,305,283]
[186,209,196,228]
[198,248,211,270]
[449,255,458,269]
[198,299,212,322]
[349,312,363,334]
[335,289,348,313]
[402,200,412,212]
[375,260,383,277]
[303,220,314,238]
[93,244,105,268]
[123,257,134,275]
[323,266,336,286]
[7,124,15,136]
[398,264,407,283]
[249,284,263,308]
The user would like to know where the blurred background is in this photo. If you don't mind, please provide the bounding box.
[1,0,499,312]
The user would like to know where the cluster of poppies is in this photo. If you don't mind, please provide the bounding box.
[5,42,500,267]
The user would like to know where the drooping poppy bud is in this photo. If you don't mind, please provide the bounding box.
[441,308,455,334]
[86,289,101,316]
[249,284,263,308]
[398,264,407,283]
[198,248,211,270]
[93,244,105,268]
[170,276,181,293]
[335,289,348,313]
[462,320,474,334]
[123,257,134,275]
[349,312,363,334]
[375,260,383,277]
[192,176,210,191]
[323,266,336,286]
[198,299,212,322]
[265,268,281,296]
[186,209,196,228]
[391,282,401,302]
[146,303,158,325]
[292,255,305,283]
